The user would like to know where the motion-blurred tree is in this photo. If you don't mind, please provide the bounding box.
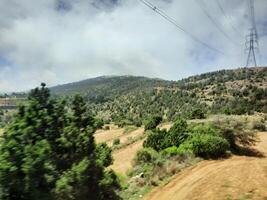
[0,84,120,200]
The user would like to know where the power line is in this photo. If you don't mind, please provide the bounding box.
[215,0,244,37]
[194,0,242,46]
[245,0,259,67]
[139,0,225,55]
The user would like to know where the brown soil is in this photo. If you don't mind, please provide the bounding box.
[106,127,144,146]
[158,123,173,131]
[144,132,267,200]
[95,127,125,144]
[110,139,145,175]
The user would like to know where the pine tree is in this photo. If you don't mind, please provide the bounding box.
[0,84,120,200]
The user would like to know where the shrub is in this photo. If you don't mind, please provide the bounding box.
[167,118,190,146]
[189,123,218,136]
[213,119,257,149]
[94,118,104,129]
[144,118,190,151]
[179,134,230,158]
[134,148,160,165]
[252,121,266,131]
[144,115,162,131]
[161,146,180,157]
[190,108,206,119]
[143,129,169,151]
[113,138,120,146]
[169,118,188,134]
[133,118,142,127]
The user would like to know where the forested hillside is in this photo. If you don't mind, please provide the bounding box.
[51,67,267,124]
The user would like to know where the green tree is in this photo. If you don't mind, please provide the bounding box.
[144,115,162,131]
[144,118,190,151]
[0,84,120,200]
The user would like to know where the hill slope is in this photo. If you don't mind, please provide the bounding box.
[144,131,267,200]
[51,67,267,124]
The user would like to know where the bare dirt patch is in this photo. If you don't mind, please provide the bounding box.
[95,126,125,144]
[106,127,144,147]
[110,139,145,175]
[158,123,173,131]
[143,132,267,200]
[95,126,145,174]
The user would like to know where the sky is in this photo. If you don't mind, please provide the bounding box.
[0,0,266,92]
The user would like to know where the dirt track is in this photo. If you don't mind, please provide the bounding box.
[95,126,145,175]
[110,139,144,175]
[106,127,144,146]
[95,127,125,144]
[144,132,267,200]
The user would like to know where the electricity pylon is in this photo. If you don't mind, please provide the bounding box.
[245,0,259,67]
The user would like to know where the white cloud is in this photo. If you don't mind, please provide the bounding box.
[0,0,266,92]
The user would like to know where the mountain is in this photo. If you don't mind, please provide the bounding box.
[51,67,267,124]
[51,76,171,102]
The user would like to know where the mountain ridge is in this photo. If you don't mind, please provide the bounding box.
[50,67,267,124]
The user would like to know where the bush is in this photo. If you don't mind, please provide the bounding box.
[167,118,190,146]
[113,138,120,146]
[190,108,206,119]
[144,115,162,131]
[94,118,104,129]
[161,146,180,157]
[252,121,266,131]
[178,134,230,158]
[134,148,160,165]
[169,118,188,133]
[189,123,218,136]
[213,119,257,149]
[144,118,191,151]
[143,129,169,151]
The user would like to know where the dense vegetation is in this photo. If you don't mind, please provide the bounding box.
[50,67,267,125]
[0,66,266,199]
[119,115,264,199]
[144,117,258,158]
[0,84,120,200]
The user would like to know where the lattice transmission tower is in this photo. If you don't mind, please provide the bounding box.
[245,0,259,67]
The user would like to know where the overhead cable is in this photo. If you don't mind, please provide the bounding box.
[194,0,242,46]
[139,0,225,55]
[215,0,244,37]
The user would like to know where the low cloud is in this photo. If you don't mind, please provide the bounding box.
[0,0,266,92]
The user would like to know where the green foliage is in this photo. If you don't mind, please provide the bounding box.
[49,67,267,124]
[0,84,120,200]
[147,121,229,159]
[160,146,193,157]
[189,108,206,119]
[143,129,169,151]
[188,123,218,136]
[134,148,159,165]
[144,118,190,151]
[144,115,162,131]
[122,146,199,200]
[178,134,230,158]
[96,143,113,167]
[167,118,190,145]
[113,138,120,146]
[252,121,266,131]
[212,118,257,150]
[94,118,104,129]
